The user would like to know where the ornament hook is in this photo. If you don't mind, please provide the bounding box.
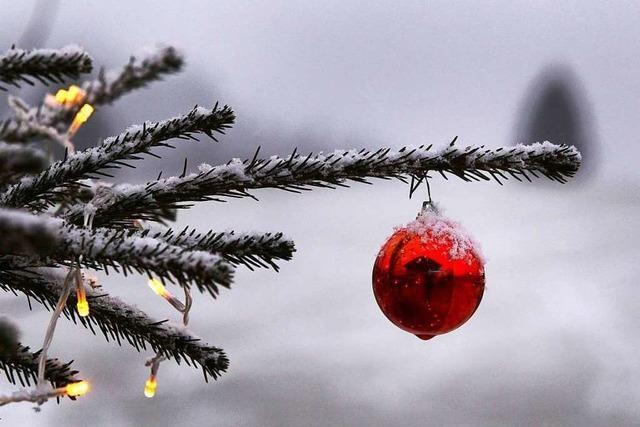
[409,172,433,202]
[424,173,432,204]
[409,172,435,214]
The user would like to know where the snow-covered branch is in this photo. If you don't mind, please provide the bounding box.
[0,208,59,257]
[62,142,580,225]
[0,142,48,185]
[0,46,182,144]
[0,344,79,390]
[142,225,296,271]
[62,208,295,270]
[0,268,229,381]
[0,104,235,209]
[83,46,183,106]
[0,209,233,295]
[56,225,234,296]
[0,45,92,90]
[0,386,59,407]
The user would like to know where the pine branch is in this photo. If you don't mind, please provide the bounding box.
[4,95,73,152]
[56,225,234,296]
[0,104,235,209]
[0,208,59,256]
[61,209,295,270]
[0,268,228,381]
[0,141,48,186]
[0,344,79,389]
[0,46,182,142]
[142,225,296,271]
[60,179,178,226]
[62,141,580,225]
[0,209,233,296]
[84,45,184,106]
[0,45,92,90]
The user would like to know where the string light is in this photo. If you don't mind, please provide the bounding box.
[143,277,192,399]
[147,278,185,312]
[68,103,94,135]
[54,89,68,104]
[144,375,157,398]
[61,380,90,397]
[143,355,164,398]
[148,277,169,298]
[66,85,83,104]
[51,84,86,107]
[76,282,89,317]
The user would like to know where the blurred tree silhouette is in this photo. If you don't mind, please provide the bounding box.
[514,64,597,179]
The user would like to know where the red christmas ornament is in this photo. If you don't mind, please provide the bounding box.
[372,204,485,340]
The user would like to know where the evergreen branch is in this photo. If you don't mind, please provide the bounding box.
[141,225,296,271]
[63,141,580,224]
[0,117,36,142]
[56,225,234,296]
[0,344,79,389]
[0,107,68,143]
[0,45,92,90]
[0,142,48,186]
[0,386,64,407]
[0,208,59,256]
[0,104,235,209]
[62,180,178,226]
[0,268,228,381]
[84,45,184,106]
[63,202,294,270]
[0,46,183,142]
[5,96,73,152]
[0,209,233,295]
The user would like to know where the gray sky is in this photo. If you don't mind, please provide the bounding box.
[0,1,639,426]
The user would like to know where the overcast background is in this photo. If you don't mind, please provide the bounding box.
[1,1,639,426]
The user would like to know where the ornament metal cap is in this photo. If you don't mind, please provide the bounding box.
[419,200,441,217]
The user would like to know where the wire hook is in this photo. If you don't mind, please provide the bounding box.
[409,172,433,204]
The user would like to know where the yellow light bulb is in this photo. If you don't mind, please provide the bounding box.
[144,376,157,398]
[76,286,89,317]
[69,103,94,134]
[77,299,89,317]
[65,380,90,397]
[55,89,68,104]
[148,278,170,299]
[66,85,83,104]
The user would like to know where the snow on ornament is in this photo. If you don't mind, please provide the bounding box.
[372,203,485,340]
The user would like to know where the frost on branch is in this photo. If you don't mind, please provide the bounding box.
[62,142,580,226]
[0,315,80,406]
[0,45,92,90]
[83,45,184,106]
[0,268,228,380]
[0,343,79,390]
[0,208,60,256]
[0,209,233,296]
[63,210,295,270]
[0,46,182,143]
[56,226,234,296]
[0,141,48,185]
[0,104,235,209]
[142,225,296,271]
